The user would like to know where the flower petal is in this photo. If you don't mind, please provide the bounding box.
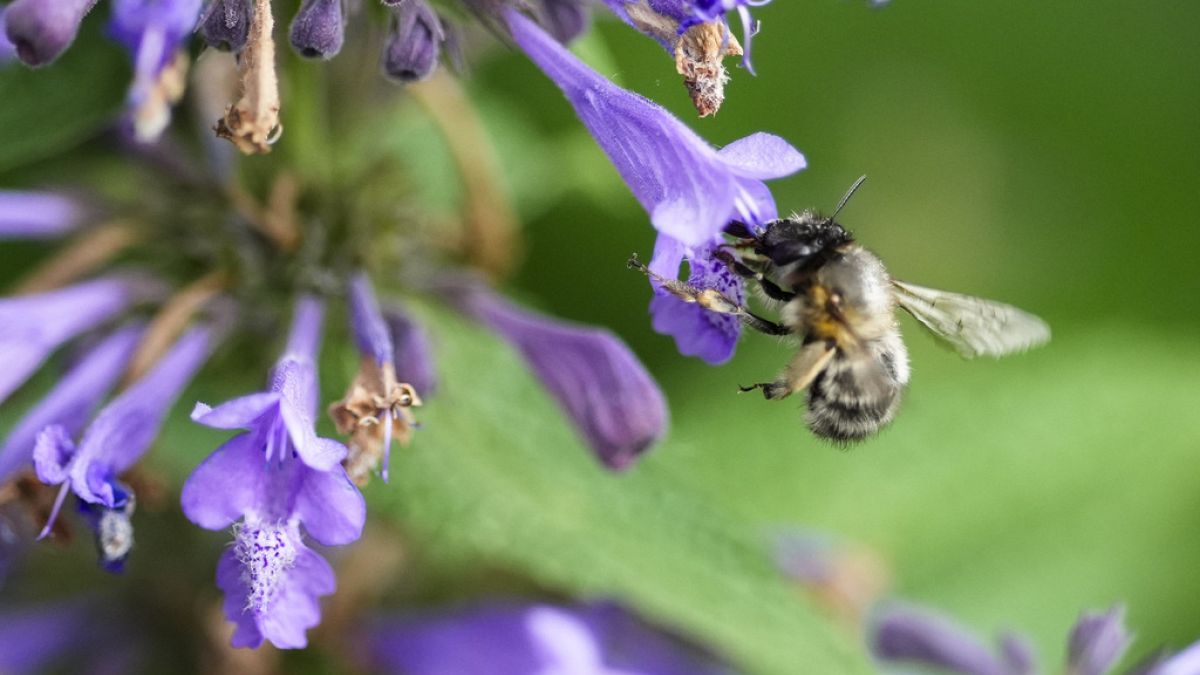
[647,235,743,365]
[181,433,267,531]
[31,425,76,486]
[717,132,807,180]
[190,392,280,429]
[293,458,365,546]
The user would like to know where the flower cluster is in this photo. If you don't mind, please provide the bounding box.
[0,0,810,655]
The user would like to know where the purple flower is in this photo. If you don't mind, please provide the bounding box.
[2,0,98,67]
[871,602,1145,675]
[0,599,143,674]
[34,324,216,513]
[1144,642,1200,675]
[108,0,204,141]
[646,236,747,365]
[182,296,365,649]
[0,323,143,484]
[0,276,153,407]
[289,0,344,60]
[442,278,667,471]
[385,305,438,398]
[367,601,728,675]
[381,0,445,84]
[330,273,422,485]
[505,8,804,248]
[199,0,250,52]
[0,190,86,239]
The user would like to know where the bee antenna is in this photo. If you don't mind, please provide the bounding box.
[831,175,868,220]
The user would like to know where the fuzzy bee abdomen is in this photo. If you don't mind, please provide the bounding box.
[805,349,905,443]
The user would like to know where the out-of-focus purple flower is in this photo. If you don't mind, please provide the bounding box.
[538,0,590,44]
[385,305,438,398]
[289,0,344,60]
[0,323,143,484]
[0,9,15,63]
[330,273,422,484]
[0,599,142,674]
[0,276,153,407]
[367,601,729,675]
[872,602,1150,675]
[108,0,204,142]
[0,190,86,239]
[505,9,803,248]
[183,297,364,649]
[199,0,250,51]
[2,0,98,67]
[1068,606,1131,675]
[382,0,445,83]
[34,324,216,514]
[441,278,667,471]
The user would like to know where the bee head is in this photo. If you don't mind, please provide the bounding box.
[753,212,854,267]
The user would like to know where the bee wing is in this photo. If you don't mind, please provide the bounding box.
[891,280,1050,358]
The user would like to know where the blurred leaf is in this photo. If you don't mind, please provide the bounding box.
[0,21,128,174]
[364,302,871,675]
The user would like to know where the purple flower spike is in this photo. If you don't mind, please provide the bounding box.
[647,235,747,365]
[368,601,728,675]
[0,190,86,239]
[200,0,250,52]
[444,279,668,471]
[2,0,98,67]
[289,0,344,60]
[0,323,143,484]
[871,605,1008,675]
[1067,606,1130,675]
[505,9,803,247]
[382,0,445,84]
[183,296,365,649]
[34,324,216,512]
[108,0,204,141]
[0,276,153,407]
[385,305,438,398]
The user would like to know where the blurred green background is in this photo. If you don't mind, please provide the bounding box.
[2,0,1199,672]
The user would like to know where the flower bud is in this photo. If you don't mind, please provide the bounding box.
[539,0,589,44]
[289,0,344,60]
[381,0,445,84]
[3,0,98,67]
[200,0,251,52]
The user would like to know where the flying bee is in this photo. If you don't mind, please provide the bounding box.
[629,176,1050,443]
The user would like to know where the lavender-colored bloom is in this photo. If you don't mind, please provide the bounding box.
[289,0,344,60]
[34,324,215,511]
[443,279,667,471]
[2,0,98,67]
[385,305,438,398]
[382,0,445,83]
[646,236,748,365]
[0,323,143,484]
[872,605,1009,675]
[0,276,151,407]
[368,602,728,675]
[200,0,250,51]
[1068,606,1131,675]
[0,9,15,63]
[108,0,204,141]
[505,9,804,248]
[183,297,365,649]
[0,190,86,239]
[348,272,394,367]
[539,0,590,44]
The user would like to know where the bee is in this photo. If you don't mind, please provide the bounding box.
[629,177,1050,442]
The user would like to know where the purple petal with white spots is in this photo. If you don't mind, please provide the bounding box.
[647,235,744,364]
[505,8,801,247]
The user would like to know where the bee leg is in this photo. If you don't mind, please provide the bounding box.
[712,249,797,302]
[739,341,836,401]
[628,254,790,336]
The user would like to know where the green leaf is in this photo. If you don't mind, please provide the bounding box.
[366,303,872,675]
[0,20,128,173]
